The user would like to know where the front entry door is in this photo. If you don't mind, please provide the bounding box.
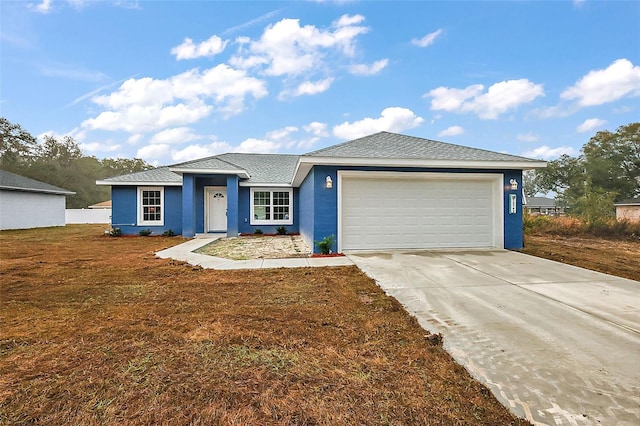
[206,188,227,232]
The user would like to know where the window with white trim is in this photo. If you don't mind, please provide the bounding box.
[250,188,293,225]
[138,187,164,226]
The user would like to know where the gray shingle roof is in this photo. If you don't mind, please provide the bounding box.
[99,167,182,184]
[218,153,299,184]
[525,197,558,207]
[305,131,541,162]
[0,169,75,195]
[614,198,640,206]
[169,156,245,172]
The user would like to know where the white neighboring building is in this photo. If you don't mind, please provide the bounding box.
[0,169,75,230]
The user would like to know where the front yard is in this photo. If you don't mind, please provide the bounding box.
[0,225,525,425]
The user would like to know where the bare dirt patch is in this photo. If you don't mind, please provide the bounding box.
[194,235,310,260]
[521,235,640,281]
[0,225,527,425]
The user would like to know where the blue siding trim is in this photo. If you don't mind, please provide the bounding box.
[182,175,196,237]
[503,170,523,249]
[227,175,239,236]
[312,166,338,253]
[298,168,315,249]
[111,186,182,236]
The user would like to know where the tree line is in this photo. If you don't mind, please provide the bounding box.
[1,117,153,208]
[525,122,639,221]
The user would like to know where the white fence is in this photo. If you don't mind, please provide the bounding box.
[65,209,111,224]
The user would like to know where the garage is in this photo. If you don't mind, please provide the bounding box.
[338,171,503,251]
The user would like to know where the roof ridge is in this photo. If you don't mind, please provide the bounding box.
[304,131,387,156]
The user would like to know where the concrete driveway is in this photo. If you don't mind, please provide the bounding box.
[349,250,640,426]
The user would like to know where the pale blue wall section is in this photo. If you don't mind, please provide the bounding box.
[111,186,182,235]
[182,175,196,237]
[226,175,239,236]
[503,170,523,249]
[298,168,315,250]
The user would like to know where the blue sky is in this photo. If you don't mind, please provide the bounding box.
[1,0,639,166]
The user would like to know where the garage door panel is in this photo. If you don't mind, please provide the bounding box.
[341,175,496,250]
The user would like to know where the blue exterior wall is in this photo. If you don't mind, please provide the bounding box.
[111,186,182,235]
[304,165,525,253]
[298,168,315,250]
[227,176,239,237]
[237,186,300,235]
[503,170,523,249]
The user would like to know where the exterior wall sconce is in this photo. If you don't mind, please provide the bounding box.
[509,179,518,190]
[325,176,333,189]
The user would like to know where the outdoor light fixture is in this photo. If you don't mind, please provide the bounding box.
[509,178,518,190]
[325,176,333,189]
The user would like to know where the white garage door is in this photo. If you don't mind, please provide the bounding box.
[340,172,501,251]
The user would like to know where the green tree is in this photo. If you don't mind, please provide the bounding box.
[530,122,639,221]
[0,117,38,168]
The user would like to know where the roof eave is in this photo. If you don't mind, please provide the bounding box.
[292,157,547,186]
[96,180,183,186]
[0,185,75,195]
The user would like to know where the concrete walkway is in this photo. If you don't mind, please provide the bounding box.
[349,250,640,426]
[156,236,353,269]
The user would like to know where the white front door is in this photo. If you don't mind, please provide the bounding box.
[206,187,227,232]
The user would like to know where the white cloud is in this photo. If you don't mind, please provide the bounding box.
[137,144,171,160]
[303,121,329,137]
[576,118,607,133]
[231,15,369,77]
[522,145,577,160]
[288,78,334,97]
[517,132,540,142]
[560,59,640,106]
[427,79,544,119]
[80,142,121,153]
[437,125,464,137]
[411,29,443,47]
[82,64,267,133]
[150,127,202,144]
[348,59,388,76]
[573,0,585,7]
[171,35,229,60]
[31,0,52,13]
[266,126,299,141]
[127,134,143,144]
[333,107,424,140]
[235,138,281,153]
[170,141,233,162]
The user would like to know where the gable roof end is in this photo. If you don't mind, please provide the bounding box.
[0,169,75,195]
[96,167,183,186]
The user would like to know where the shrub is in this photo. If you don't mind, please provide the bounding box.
[315,235,335,255]
[162,229,176,237]
[276,226,288,235]
[139,229,152,237]
[109,228,122,237]
[524,214,640,240]
[253,228,263,235]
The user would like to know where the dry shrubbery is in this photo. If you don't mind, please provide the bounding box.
[524,214,640,240]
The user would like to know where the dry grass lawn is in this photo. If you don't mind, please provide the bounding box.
[522,235,640,281]
[1,225,527,425]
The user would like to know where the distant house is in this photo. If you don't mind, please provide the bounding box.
[88,200,112,209]
[0,169,75,230]
[524,196,564,216]
[614,198,640,223]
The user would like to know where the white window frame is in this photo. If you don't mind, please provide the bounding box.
[250,188,293,226]
[137,186,164,226]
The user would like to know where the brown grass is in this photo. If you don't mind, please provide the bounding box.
[521,234,640,281]
[0,225,527,425]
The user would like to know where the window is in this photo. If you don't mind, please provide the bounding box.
[251,188,293,225]
[138,187,164,225]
